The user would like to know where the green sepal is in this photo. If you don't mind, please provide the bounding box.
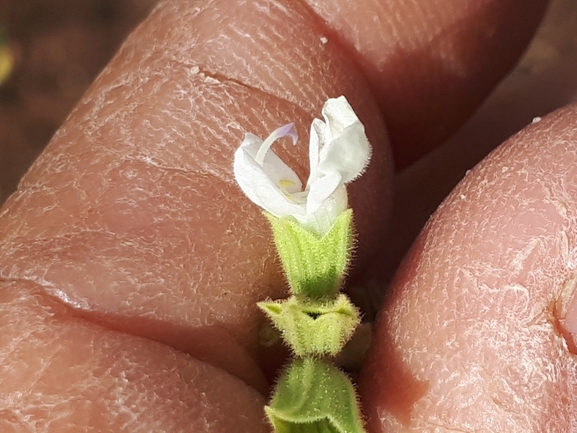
[258,294,360,357]
[265,358,366,433]
[266,209,353,299]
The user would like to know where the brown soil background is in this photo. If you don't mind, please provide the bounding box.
[0,0,158,203]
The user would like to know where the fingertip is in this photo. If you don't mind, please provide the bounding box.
[362,102,577,431]
[305,0,550,167]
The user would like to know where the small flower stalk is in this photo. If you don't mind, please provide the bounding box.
[234,96,370,433]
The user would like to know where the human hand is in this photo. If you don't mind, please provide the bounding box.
[1,0,576,431]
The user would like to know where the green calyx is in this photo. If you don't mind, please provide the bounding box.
[262,208,366,432]
[258,294,360,357]
[265,358,366,433]
[266,209,353,299]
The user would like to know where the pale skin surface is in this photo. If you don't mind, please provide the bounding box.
[3,0,577,431]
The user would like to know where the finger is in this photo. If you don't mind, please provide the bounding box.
[0,0,392,395]
[361,103,577,431]
[370,0,577,285]
[304,0,550,168]
[0,280,268,432]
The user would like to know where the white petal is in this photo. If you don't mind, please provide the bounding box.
[241,133,303,192]
[306,170,342,215]
[301,184,348,235]
[318,96,371,183]
[255,123,298,165]
[233,96,369,235]
[233,134,305,218]
[306,118,324,191]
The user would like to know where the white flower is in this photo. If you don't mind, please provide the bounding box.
[233,96,371,235]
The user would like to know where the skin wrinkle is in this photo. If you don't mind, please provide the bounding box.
[0,166,279,390]
[0,281,269,432]
[32,71,300,187]
[2,224,264,323]
[362,104,577,432]
[370,0,472,56]
[146,0,379,118]
[0,78,312,238]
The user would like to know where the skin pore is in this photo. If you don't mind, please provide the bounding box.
[5,0,577,431]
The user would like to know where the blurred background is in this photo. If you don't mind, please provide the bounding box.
[0,0,576,207]
[0,0,158,203]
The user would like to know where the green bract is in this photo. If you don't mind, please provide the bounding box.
[258,294,360,357]
[266,358,366,433]
[266,209,353,299]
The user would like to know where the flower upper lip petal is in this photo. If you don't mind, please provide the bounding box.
[315,97,371,183]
